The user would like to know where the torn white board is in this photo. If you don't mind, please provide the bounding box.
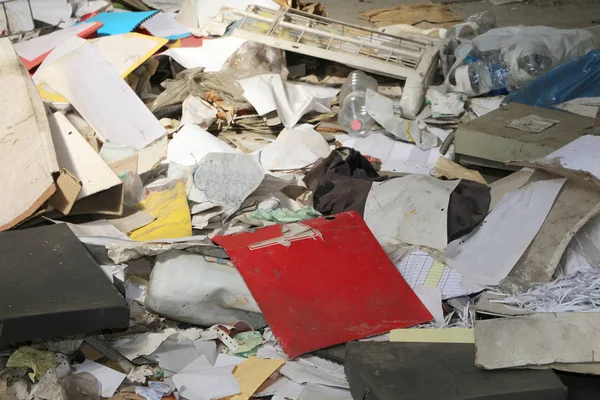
[445,178,566,286]
[0,38,58,231]
[12,22,98,64]
[256,124,331,170]
[187,153,264,209]
[48,112,124,215]
[142,11,190,39]
[167,124,238,167]
[181,95,217,128]
[506,114,559,133]
[335,132,446,175]
[280,355,349,389]
[537,135,600,181]
[298,384,353,400]
[38,41,166,150]
[161,36,246,71]
[391,248,482,300]
[365,175,459,250]
[475,313,600,370]
[240,74,339,129]
[74,359,126,398]
[172,355,241,400]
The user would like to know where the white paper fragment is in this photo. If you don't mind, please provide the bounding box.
[280,355,349,389]
[240,74,339,128]
[555,97,600,118]
[414,286,444,327]
[172,355,241,400]
[181,95,217,128]
[537,135,600,180]
[446,178,566,286]
[257,124,331,171]
[167,124,238,167]
[74,360,126,398]
[426,88,465,118]
[255,376,304,399]
[298,383,353,400]
[469,96,505,117]
[365,175,460,250]
[142,11,190,38]
[111,328,205,360]
[161,36,246,71]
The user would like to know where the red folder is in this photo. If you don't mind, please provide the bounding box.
[214,211,432,358]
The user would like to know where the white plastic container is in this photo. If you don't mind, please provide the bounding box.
[145,251,266,328]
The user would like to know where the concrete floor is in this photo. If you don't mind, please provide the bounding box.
[321,0,600,29]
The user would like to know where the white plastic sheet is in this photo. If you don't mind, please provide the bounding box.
[446,178,566,286]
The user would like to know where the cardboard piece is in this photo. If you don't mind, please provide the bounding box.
[38,41,166,151]
[227,358,286,400]
[213,212,432,358]
[435,157,487,185]
[0,38,59,231]
[48,112,124,216]
[49,168,82,215]
[360,4,462,26]
[475,313,600,371]
[345,341,567,400]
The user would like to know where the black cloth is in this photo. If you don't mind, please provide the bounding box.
[304,147,385,216]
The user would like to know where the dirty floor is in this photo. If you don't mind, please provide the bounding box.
[322,0,600,29]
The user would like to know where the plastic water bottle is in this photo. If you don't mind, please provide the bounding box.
[467,54,509,95]
[338,70,378,138]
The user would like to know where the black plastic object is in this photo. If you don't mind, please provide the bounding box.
[0,224,129,345]
[345,341,567,400]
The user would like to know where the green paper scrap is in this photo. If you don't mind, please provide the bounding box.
[232,331,263,358]
[6,346,57,381]
[252,206,321,223]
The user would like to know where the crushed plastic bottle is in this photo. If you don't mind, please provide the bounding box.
[338,70,378,138]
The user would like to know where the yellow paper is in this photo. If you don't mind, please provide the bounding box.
[226,357,286,400]
[390,328,474,343]
[129,181,192,241]
[434,157,487,185]
[6,346,57,381]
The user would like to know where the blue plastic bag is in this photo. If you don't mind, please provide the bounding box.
[505,50,600,109]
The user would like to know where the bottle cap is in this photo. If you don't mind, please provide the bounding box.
[351,119,362,131]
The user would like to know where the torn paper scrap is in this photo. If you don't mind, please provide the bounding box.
[172,355,241,400]
[365,89,440,150]
[434,157,487,185]
[181,95,218,129]
[426,89,466,118]
[537,135,600,181]
[506,115,560,133]
[111,328,205,360]
[38,41,166,150]
[280,355,349,389]
[446,178,567,286]
[129,182,192,241]
[141,12,191,40]
[413,286,444,328]
[0,38,58,231]
[391,249,482,299]
[161,36,246,71]
[74,359,126,398]
[256,124,331,170]
[364,175,460,250]
[240,74,339,128]
[167,124,238,167]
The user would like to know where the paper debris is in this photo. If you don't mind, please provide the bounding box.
[506,115,560,133]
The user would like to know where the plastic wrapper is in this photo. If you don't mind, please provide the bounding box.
[505,50,600,109]
[447,26,600,96]
[61,373,101,400]
[122,172,146,207]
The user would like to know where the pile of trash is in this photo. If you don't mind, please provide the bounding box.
[2,0,600,399]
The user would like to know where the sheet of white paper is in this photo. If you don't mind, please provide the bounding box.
[38,42,166,150]
[538,135,600,180]
[336,133,445,174]
[240,74,339,128]
[214,354,245,367]
[364,175,459,250]
[280,355,349,389]
[257,124,331,170]
[468,96,504,117]
[65,220,129,240]
[298,384,353,400]
[173,355,241,400]
[168,124,238,166]
[446,178,566,286]
[13,23,97,62]
[161,36,246,71]
[414,286,444,327]
[142,11,190,38]
[255,376,304,399]
[194,340,218,366]
[393,249,482,300]
[150,337,202,373]
[74,360,126,398]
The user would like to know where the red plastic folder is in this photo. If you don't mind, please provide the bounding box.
[213,211,432,358]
